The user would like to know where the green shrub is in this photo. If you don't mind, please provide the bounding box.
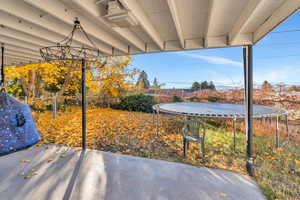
[119,93,156,113]
[207,96,220,102]
[260,185,276,200]
[172,95,183,102]
[189,96,201,102]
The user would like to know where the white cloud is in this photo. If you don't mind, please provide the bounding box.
[178,52,243,67]
[254,65,300,83]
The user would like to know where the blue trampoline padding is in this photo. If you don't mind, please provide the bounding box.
[0,92,40,156]
[154,102,287,119]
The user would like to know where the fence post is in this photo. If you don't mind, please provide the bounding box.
[52,95,57,119]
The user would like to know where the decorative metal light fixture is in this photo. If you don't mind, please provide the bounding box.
[40,18,104,150]
[40,18,102,62]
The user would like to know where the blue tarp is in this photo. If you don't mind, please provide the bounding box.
[0,92,40,156]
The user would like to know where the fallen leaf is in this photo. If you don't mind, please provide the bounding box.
[20,160,30,163]
[218,192,229,198]
[18,172,25,177]
[295,159,300,167]
[31,172,38,176]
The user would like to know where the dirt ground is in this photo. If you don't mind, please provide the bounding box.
[287,120,300,142]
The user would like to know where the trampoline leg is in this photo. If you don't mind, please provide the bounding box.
[152,110,155,124]
[286,115,289,139]
[201,140,205,157]
[283,115,289,146]
[233,118,237,152]
[275,116,280,148]
[156,110,160,136]
[183,138,187,157]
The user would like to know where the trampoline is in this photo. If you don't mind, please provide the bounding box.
[153,102,289,150]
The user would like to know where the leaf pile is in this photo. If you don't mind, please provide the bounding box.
[34,108,300,200]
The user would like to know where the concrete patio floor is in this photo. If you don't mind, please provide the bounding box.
[0,145,266,200]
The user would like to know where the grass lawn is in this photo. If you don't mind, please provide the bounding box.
[34,108,300,200]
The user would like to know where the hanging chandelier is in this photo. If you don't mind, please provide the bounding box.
[39,18,106,150]
[40,18,103,62]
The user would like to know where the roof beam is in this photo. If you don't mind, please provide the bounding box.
[0,13,101,59]
[4,53,39,62]
[71,0,145,52]
[254,0,300,43]
[0,57,32,65]
[0,0,112,55]
[0,34,41,52]
[229,0,263,45]
[119,0,164,50]
[1,56,42,65]
[25,0,129,54]
[204,0,216,47]
[0,25,53,48]
[0,32,95,59]
[0,11,96,53]
[5,49,41,60]
[166,0,184,49]
[206,36,227,48]
[4,43,41,57]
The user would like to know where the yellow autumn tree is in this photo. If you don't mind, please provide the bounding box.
[5,61,93,98]
[4,63,40,97]
[92,56,139,105]
[4,56,136,103]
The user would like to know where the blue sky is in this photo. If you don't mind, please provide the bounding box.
[131,11,300,88]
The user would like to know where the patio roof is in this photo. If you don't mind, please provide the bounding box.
[0,0,300,65]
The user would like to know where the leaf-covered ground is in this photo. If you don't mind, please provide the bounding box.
[34,108,300,200]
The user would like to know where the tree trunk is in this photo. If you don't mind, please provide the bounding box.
[19,75,29,98]
[58,61,79,97]
[34,72,42,98]
[28,70,35,98]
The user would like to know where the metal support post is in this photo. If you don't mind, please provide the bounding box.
[81,59,87,150]
[1,45,4,87]
[243,45,255,176]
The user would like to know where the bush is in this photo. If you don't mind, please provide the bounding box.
[119,93,156,113]
[172,95,183,102]
[207,96,220,102]
[28,99,52,112]
[28,97,71,113]
[189,96,201,102]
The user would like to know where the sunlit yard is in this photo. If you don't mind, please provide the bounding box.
[33,108,300,200]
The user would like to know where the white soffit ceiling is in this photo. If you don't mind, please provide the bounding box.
[0,0,299,65]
